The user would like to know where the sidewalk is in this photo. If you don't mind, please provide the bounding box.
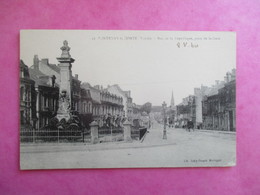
[142,123,175,145]
[197,129,236,135]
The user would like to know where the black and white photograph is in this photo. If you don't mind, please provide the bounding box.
[20,30,236,170]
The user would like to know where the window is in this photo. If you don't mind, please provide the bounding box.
[20,87,24,101]
[83,102,85,113]
[88,103,92,113]
[75,102,78,111]
[27,89,31,102]
[44,97,48,108]
[53,99,56,111]
[49,98,53,110]
[41,95,44,110]
[20,111,24,125]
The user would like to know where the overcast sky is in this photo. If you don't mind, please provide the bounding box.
[20,30,236,106]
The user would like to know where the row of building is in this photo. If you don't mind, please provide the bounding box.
[175,69,236,131]
[20,41,142,130]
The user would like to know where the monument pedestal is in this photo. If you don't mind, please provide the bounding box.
[123,120,132,142]
[90,121,99,144]
[55,40,75,122]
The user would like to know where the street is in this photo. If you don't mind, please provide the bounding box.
[20,122,236,170]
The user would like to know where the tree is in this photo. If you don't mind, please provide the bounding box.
[140,102,152,115]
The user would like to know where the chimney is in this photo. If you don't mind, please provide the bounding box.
[33,55,39,70]
[224,75,228,83]
[75,74,78,80]
[231,69,236,80]
[232,69,236,75]
[227,72,231,82]
[41,58,49,65]
[215,80,220,85]
[51,75,56,87]
[194,88,200,96]
[94,85,100,90]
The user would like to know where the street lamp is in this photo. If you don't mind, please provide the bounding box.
[162,101,167,139]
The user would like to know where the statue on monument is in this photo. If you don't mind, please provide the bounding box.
[60,40,71,58]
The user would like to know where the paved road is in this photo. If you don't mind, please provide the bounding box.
[20,124,236,170]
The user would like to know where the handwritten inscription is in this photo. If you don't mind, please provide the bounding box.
[177,42,198,48]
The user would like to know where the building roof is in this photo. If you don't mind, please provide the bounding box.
[81,82,100,92]
[29,68,48,86]
[207,82,225,96]
[39,58,60,73]
[20,60,35,85]
[20,60,31,78]
[48,63,60,73]
[29,67,45,78]
[29,67,59,87]
[81,82,101,104]
[108,84,131,98]
[80,88,92,99]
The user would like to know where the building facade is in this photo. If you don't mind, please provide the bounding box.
[81,83,125,127]
[201,70,236,131]
[176,95,196,128]
[106,84,133,120]
[215,78,236,131]
[29,60,59,129]
[20,60,35,127]
[175,69,236,131]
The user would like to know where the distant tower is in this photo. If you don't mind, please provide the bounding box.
[170,90,175,109]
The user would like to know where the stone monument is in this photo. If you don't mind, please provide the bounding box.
[56,40,75,121]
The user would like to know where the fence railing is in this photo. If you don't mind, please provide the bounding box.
[20,127,84,143]
[20,124,147,143]
[98,126,123,137]
[20,126,34,143]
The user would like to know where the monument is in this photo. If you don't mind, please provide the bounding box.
[56,40,75,121]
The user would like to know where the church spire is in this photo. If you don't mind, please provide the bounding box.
[170,90,174,108]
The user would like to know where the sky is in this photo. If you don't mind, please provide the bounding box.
[20,30,236,106]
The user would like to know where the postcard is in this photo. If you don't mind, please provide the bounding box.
[20,30,236,170]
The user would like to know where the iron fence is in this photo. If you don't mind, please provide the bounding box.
[20,126,84,143]
[98,126,123,138]
[20,125,147,143]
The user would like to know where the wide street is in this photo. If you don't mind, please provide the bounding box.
[20,122,236,170]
